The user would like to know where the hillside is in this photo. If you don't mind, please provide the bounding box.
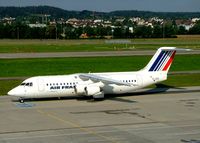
[0,6,200,19]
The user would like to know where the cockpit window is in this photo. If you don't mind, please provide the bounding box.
[20,83,26,86]
[20,82,33,86]
[25,83,29,86]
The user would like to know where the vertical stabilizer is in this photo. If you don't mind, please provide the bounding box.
[143,47,177,73]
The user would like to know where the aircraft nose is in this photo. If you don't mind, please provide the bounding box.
[7,88,18,96]
[7,87,25,97]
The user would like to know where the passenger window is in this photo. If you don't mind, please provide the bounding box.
[30,83,33,86]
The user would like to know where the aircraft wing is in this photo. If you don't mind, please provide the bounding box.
[79,73,132,86]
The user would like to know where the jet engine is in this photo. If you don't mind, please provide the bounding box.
[74,84,104,98]
[85,85,101,96]
[74,85,86,95]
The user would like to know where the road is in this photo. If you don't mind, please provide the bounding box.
[0,86,200,143]
[0,50,200,59]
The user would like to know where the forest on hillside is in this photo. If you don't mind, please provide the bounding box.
[1,6,200,20]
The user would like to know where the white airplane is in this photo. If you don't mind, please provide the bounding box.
[8,47,188,102]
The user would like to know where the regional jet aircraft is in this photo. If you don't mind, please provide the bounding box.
[8,47,188,102]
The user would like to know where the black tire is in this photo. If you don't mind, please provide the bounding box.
[19,98,24,103]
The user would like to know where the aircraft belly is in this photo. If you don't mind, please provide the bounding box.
[25,89,76,98]
[103,85,137,94]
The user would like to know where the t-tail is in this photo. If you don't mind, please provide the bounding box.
[140,47,191,86]
[143,47,178,73]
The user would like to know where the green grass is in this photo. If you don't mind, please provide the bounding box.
[0,55,199,77]
[163,74,200,87]
[0,56,144,77]
[0,80,22,95]
[0,38,200,53]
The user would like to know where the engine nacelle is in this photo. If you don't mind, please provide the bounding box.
[85,86,101,96]
[74,85,86,95]
[93,92,104,99]
[74,85,102,97]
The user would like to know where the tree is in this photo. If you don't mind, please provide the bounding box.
[164,24,177,38]
[75,27,84,38]
[84,26,95,37]
[46,25,57,39]
[134,26,153,38]
[113,27,123,38]
[189,22,200,34]
[95,26,107,38]
[177,26,187,35]
[29,27,46,39]
[153,25,162,38]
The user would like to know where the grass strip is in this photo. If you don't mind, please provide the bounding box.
[0,55,200,77]
[0,80,22,96]
[0,38,200,53]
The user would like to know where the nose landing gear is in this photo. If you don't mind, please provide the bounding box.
[19,98,24,103]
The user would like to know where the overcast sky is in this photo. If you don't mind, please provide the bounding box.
[0,0,199,12]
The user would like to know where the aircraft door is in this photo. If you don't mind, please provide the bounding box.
[23,85,27,95]
[37,78,45,92]
[136,75,143,86]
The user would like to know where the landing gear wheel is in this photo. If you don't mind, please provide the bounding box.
[19,98,24,103]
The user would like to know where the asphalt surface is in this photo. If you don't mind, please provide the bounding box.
[0,50,200,59]
[0,86,200,143]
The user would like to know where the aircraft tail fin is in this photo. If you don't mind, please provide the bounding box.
[143,47,189,73]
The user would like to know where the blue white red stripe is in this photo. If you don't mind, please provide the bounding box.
[149,51,176,71]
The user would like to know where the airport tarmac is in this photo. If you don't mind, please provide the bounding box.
[0,87,200,143]
[0,50,200,59]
